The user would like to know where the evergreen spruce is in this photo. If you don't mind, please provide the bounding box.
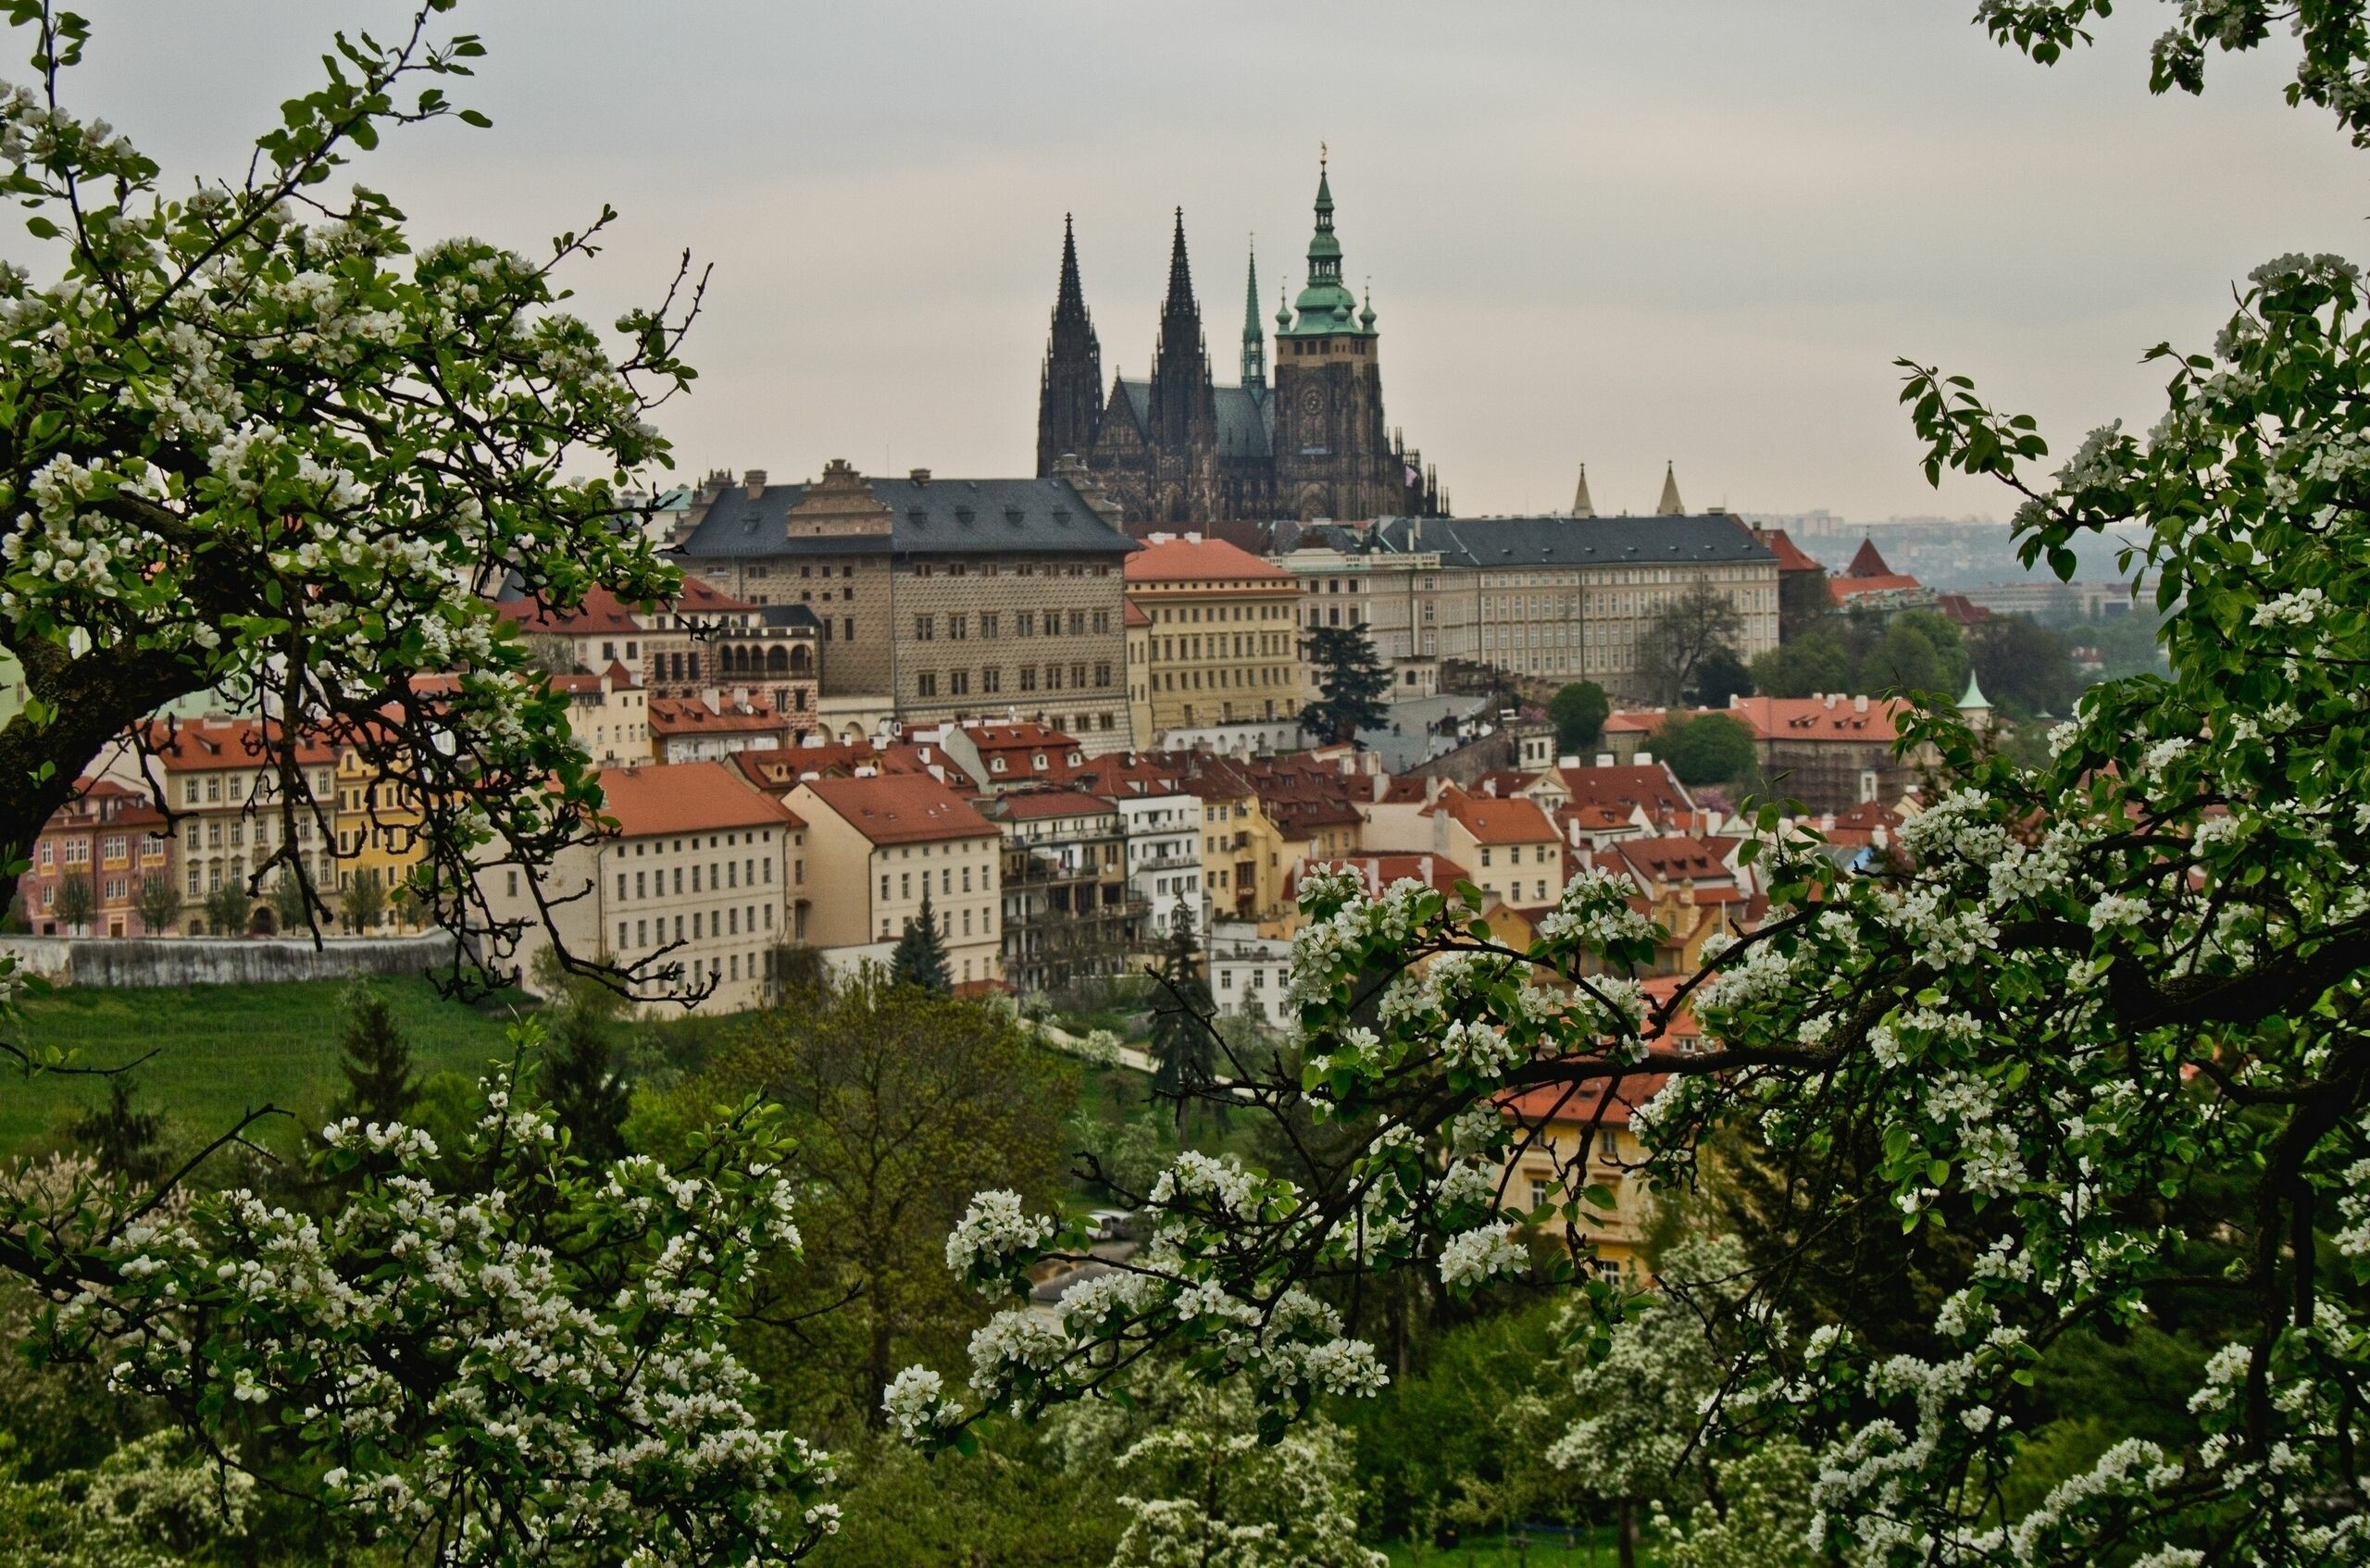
[1147,907,1218,1121]
[544,988,632,1167]
[331,979,419,1126]
[890,890,953,994]
[69,1075,167,1188]
[1298,624,1392,746]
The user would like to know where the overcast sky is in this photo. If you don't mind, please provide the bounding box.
[44,3,2364,519]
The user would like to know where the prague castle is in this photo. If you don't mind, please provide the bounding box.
[1036,157,1447,528]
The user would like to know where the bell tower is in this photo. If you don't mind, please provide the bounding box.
[1271,149,1391,520]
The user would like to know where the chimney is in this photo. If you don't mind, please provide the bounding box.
[1424,775,1441,804]
[1185,530,1204,544]
[1636,751,1653,766]
[910,468,931,485]
[1854,694,1869,713]
[742,469,767,499]
[1558,753,1579,769]
[1595,753,1614,767]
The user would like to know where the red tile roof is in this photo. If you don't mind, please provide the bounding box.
[1123,600,1154,628]
[139,716,340,770]
[597,760,800,838]
[1844,537,1894,578]
[1122,533,1294,585]
[1558,764,1693,821]
[648,698,791,736]
[1719,695,1912,743]
[1610,835,1735,884]
[991,790,1119,822]
[1428,788,1558,845]
[1830,573,1927,604]
[1757,527,1825,575]
[492,575,755,635]
[791,774,999,845]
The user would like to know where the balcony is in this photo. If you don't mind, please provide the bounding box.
[1007,854,1101,886]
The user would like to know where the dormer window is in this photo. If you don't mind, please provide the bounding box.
[991,758,1007,774]
[955,507,976,526]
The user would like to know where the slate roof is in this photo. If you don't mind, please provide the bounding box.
[675,476,1136,562]
[1372,513,1774,568]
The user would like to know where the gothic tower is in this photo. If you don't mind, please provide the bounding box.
[1036,215,1104,479]
[1271,154,1392,521]
[1241,243,1266,392]
[1144,208,1219,521]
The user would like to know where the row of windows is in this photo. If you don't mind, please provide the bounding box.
[882,864,987,899]
[180,769,336,806]
[1153,633,1292,661]
[877,903,997,941]
[1144,602,1291,624]
[908,561,1111,579]
[617,855,778,901]
[1154,668,1289,692]
[915,664,1112,699]
[914,609,1109,641]
[184,815,319,851]
[617,903,774,949]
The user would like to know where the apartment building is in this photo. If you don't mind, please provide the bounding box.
[143,719,343,935]
[1423,788,1565,913]
[1122,532,1304,749]
[649,694,798,764]
[783,773,1004,990]
[1112,790,1204,940]
[21,779,172,937]
[983,790,1140,993]
[672,462,1138,748]
[481,760,803,1014]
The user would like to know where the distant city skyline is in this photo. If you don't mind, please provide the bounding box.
[51,2,2362,518]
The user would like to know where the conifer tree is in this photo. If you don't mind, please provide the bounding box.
[1147,907,1217,1119]
[890,890,953,994]
[69,1076,167,1188]
[544,989,632,1167]
[1298,624,1392,746]
[331,980,419,1126]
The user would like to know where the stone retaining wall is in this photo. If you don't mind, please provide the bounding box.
[0,931,459,989]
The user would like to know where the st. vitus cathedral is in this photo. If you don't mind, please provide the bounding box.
[1036,157,1448,527]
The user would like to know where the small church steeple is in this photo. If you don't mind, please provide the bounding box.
[1241,240,1266,393]
[1570,462,1596,518]
[1656,461,1685,516]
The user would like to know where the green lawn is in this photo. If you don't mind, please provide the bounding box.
[2,977,530,1155]
[1382,1529,1664,1567]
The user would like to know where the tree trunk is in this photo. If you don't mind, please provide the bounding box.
[1616,1498,1637,1568]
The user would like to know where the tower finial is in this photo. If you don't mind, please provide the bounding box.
[1320,140,1327,169]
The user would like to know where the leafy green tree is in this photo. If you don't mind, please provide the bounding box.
[701,970,1072,1430]
[1658,1441,1819,1568]
[1748,626,1850,699]
[1650,712,1755,787]
[331,980,419,1126]
[268,867,314,934]
[338,872,387,934]
[1637,581,1745,707]
[1970,612,2081,716]
[49,870,92,934]
[131,872,178,937]
[1778,565,1832,641]
[890,890,952,993]
[1299,624,1392,746]
[1684,644,1754,709]
[1147,907,1218,1121]
[1548,680,1611,757]
[68,1076,167,1188]
[0,1428,256,1565]
[199,880,249,939]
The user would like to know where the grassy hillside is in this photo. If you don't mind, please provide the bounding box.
[1,977,529,1155]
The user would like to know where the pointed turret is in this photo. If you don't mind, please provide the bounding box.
[1241,241,1266,392]
[1570,463,1596,518]
[1958,669,1993,734]
[1148,207,1216,451]
[1655,461,1685,516]
[1037,214,1104,479]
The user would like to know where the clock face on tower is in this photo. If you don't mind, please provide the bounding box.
[1299,387,1324,419]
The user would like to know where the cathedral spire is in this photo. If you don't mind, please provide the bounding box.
[1162,206,1195,317]
[1571,462,1596,518]
[1054,212,1088,325]
[1656,461,1685,516]
[1241,240,1266,392]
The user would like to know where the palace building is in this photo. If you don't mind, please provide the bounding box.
[1037,156,1447,528]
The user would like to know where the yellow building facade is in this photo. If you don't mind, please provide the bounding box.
[1122,533,1303,741]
